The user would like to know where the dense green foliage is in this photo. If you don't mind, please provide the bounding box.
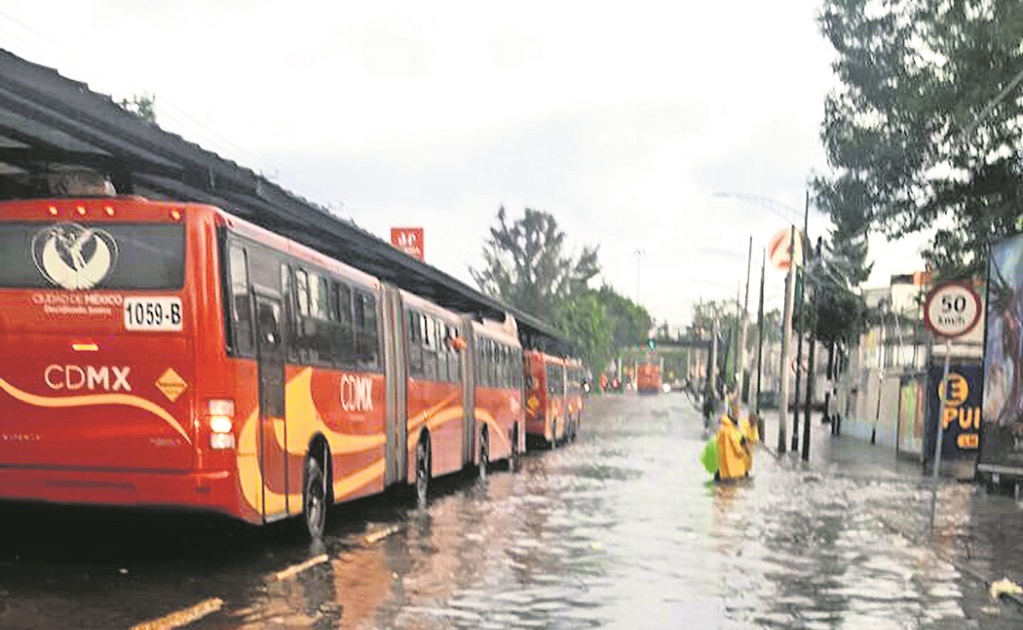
[817,0,1023,277]
[471,206,599,320]
[471,207,650,370]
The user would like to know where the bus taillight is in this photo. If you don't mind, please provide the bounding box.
[47,205,58,216]
[208,399,236,450]
[104,206,115,216]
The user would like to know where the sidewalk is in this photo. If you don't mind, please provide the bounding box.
[759,411,1023,609]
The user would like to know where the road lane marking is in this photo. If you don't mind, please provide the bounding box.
[129,598,223,630]
[272,553,329,581]
[364,525,402,545]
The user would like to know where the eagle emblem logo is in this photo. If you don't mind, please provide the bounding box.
[32,223,118,290]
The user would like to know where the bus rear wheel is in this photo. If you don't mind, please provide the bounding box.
[509,424,521,471]
[303,457,327,541]
[550,421,558,450]
[478,428,489,480]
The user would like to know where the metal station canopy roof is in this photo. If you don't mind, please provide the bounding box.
[0,48,570,355]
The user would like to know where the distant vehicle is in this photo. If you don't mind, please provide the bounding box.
[636,355,663,394]
[523,351,572,447]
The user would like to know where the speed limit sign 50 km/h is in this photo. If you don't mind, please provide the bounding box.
[923,281,982,339]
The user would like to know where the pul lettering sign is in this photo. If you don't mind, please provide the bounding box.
[390,227,424,261]
[923,281,982,339]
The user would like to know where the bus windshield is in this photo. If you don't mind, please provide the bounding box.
[0,222,185,290]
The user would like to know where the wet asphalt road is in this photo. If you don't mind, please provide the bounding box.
[1,393,1021,629]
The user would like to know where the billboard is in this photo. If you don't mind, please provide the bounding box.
[980,233,1023,476]
[390,227,424,261]
[925,363,982,460]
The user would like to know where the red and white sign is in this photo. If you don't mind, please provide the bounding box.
[923,281,982,339]
[768,226,803,271]
[390,227,424,261]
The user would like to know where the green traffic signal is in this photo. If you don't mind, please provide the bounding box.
[646,337,656,351]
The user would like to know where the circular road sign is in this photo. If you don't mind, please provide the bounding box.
[767,227,804,271]
[923,281,982,339]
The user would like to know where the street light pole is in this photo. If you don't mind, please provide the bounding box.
[791,191,810,453]
[634,248,645,305]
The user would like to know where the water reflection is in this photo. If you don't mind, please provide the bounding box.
[4,394,1020,629]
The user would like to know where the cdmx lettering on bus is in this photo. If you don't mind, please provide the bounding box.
[340,374,373,412]
[44,365,132,392]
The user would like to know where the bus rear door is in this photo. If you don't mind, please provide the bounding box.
[254,293,290,520]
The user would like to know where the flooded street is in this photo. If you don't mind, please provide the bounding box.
[2,393,1021,629]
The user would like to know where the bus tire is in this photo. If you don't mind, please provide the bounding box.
[414,436,431,508]
[510,423,521,471]
[571,415,579,441]
[478,427,489,481]
[303,456,327,541]
[550,421,558,450]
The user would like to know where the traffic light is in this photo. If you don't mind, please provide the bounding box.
[646,337,656,351]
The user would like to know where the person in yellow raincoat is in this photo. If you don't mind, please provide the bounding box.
[716,394,753,481]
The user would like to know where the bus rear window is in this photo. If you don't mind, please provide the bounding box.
[0,222,185,290]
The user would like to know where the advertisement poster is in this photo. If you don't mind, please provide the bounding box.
[897,375,925,458]
[980,233,1023,474]
[925,363,982,460]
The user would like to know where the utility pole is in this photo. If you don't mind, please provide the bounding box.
[791,190,810,453]
[777,225,797,454]
[755,250,766,413]
[738,235,752,402]
[802,237,822,461]
[755,250,766,440]
[711,314,720,395]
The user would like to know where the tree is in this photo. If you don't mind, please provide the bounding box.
[470,206,600,320]
[552,291,613,371]
[817,0,1023,276]
[595,284,652,350]
[118,92,157,124]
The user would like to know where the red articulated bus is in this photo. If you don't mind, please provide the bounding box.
[0,197,524,538]
[465,317,526,472]
[523,351,571,448]
[636,355,663,394]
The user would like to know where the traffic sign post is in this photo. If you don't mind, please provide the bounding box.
[922,281,982,536]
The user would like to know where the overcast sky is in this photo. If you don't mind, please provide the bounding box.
[0,0,925,327]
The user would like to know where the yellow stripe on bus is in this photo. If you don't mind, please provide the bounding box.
[0,377,191,443]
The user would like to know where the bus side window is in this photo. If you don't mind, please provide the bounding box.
[354,290,380,371]
[434,320,447,382]
[449,326,462,382]
[228,245,255,356]
[406,309,423,377]
[420,314,437,381]
[295,269,310,318]
[500,344,507,387]
[279,263,296,362]
[337,282,355,366]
